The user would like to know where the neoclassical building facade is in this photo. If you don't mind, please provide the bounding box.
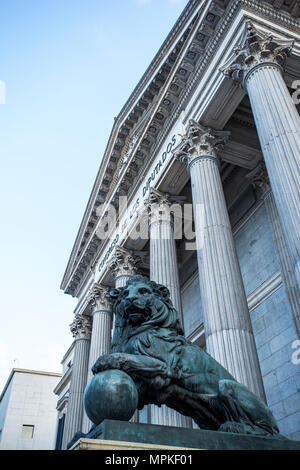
[56,0,300,449]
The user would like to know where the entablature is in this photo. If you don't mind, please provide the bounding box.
[62,0,300,298]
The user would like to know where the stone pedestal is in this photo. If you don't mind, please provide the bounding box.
[71,438,190,451]
[69,419,300,451]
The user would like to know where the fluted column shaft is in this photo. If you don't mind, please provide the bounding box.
[147,188,191,427]
[114,274,139,423]
[150,220,182,318]
[221,21,300,287]
[173,121,265,400]
[190,155,264,398]
[88,310,112,364]
[62,314,91,449]
[115,274,132,288]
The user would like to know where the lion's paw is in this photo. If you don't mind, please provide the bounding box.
[219,421,253,434]
[92,354,120,375]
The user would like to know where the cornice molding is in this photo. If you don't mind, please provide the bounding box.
[164,0,299,132]
[60,0,200,294]
[53,366,72,396]
[56,391,69,412]
[247,270,282,312]
[187,322,205,344]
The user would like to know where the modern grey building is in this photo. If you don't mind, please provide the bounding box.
[58,0,300,449]
[0,369,61,450]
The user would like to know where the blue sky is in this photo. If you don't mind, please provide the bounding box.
[0,0,189,391]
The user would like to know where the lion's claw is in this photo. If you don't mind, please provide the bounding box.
[91,354,121,375]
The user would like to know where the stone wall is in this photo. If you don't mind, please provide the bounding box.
[234,203,280,296]
[0,378,13,445]
[250,287,300,440]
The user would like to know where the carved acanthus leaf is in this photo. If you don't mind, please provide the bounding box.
[220,21,294,85]
[70,314,92,339]
[246,161,271,196]
[172,119,230,165]
[108,246,141,278]
[87,283,112,311]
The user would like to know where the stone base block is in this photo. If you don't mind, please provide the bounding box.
[70,419,300,450]
[71,438,192,451]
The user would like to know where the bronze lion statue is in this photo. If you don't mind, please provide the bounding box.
[92,275,280,437]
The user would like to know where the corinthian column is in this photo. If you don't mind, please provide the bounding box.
[62,314,92,449]
[82,284,113,433]
[86,284,113,380]
[221,21,300,288]
[247,162,300,338]
[146,187,191,428]
[173,120,265,400]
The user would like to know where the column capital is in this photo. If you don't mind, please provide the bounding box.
[87,283,112,313]
[148,187,172,207]
[246,161,271,198]
[70,313,92,340]
[220,21,294,88]
[108,246,141,279]
[172,120,230,170]
[145,187,185,226]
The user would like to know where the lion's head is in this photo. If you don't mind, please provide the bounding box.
[110,275,183,352]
